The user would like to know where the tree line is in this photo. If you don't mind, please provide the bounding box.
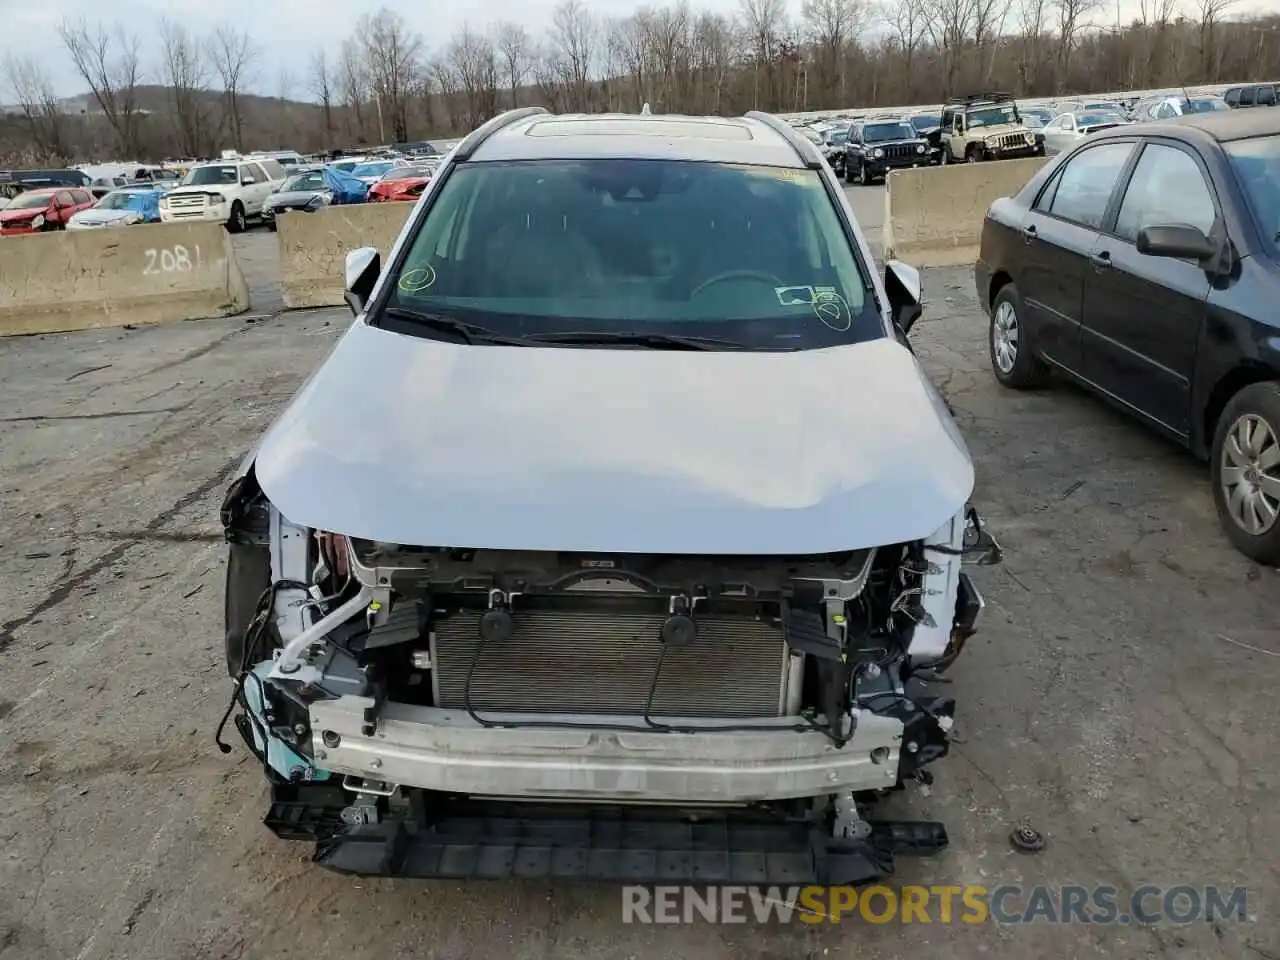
[2,0,1278,164]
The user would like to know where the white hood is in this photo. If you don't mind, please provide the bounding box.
[252,323,975,555]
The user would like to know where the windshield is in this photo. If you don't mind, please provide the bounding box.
[1078,112,1126,127]
[7,191,53,210]
[96,191,144,210]
[282,172,325,191]
[182,165,239,186]
[1187,98,1228,113]
[380,159,881,350]
[968,104,1020,128]
[826,130,849,145]
[352,161,395,178]
[864,122,915,142]
[380,164,434,181]
[1226,135,1280,255]
[910,115,940,131]
[800,127,823,143]
[330,159,360,171]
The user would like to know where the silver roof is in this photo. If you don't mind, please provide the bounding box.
[469,113,809,169]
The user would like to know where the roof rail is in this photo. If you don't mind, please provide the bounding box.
[454,107,550,161]
[945,92,1015,105]
[744,110,825,169]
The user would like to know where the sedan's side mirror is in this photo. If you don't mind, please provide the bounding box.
[1136,224,1219,263]
[344,247,380,316]
[884,259,923,335]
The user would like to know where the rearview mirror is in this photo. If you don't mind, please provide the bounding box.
[884,260,923,335]
[1136,224,1218,262]
[344,247,380,316]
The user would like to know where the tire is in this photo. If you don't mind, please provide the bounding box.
[1210,381,1280,565]
[224,542,272,678]
[844,160,856,183]
[940,149,950,166]
[227,201,246,233]
[966,145,982,163]
[859,161,871,186]
[988,282,1049,390]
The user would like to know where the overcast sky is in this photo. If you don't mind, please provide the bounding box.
[3,0,1273,100]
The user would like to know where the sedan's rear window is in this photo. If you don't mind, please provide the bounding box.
[379,159,882,350]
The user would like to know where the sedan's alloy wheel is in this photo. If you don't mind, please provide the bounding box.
[992,300,1019,374]
[1221,413,1280,535]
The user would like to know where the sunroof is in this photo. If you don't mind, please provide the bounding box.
[526,118,754,141]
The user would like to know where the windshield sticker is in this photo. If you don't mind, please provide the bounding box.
[812,289,852,332]
[397,264,436,293]
[776,285,815,306]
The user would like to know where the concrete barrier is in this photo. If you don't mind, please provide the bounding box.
[0,221,249,337]
[277,203,414,309]
[883,157,1049,267]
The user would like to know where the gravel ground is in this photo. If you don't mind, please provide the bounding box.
[0,189,1277,960]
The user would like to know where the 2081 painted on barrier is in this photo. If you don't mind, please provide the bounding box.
[143,245,202,276]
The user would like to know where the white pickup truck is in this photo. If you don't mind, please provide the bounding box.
[158,157,287,232]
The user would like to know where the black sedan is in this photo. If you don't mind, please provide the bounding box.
[974,109,1280,563]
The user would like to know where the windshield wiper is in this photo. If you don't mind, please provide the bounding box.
[381,307,527,345]
[519,330,751,351]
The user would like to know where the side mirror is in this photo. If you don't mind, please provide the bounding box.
[241,175,257,185]
[344,247,380,316]
[1136,224,1218,263]
[884,260,923,335]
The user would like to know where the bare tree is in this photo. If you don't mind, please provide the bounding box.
[310,49,336,144]
[802,0,866,106]
[358,8,424,143]
[3,55,70,158]
[1194,0,1239,81]
[549,0,599,111]
[158,19,210,157]
[1053,0,1103,88]
[57,17,143,156]
[211,27,256,151]
[338,39,369,140]
[926,0,977,94]
[881,0,928,101]
[740,0,787,108]
[494,22,533,107]
[447,26,500,129]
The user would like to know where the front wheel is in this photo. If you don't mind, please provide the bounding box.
[940,149,950,166]
[1210,382,1280,565]
[989,283,1049,390]
[227,201,246,233]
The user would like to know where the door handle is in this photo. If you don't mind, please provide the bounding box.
[1021,224,1037,244]
[1090,251,1112,270]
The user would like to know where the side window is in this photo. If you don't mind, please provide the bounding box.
[54,190,73,206]
[1224,88,1240,106]
[1155,102,1177,119]
[1258,86,1276,107]
[260,159,286,180]
[71,190,90,204]
[1042,142,1134,228]
[1238,88,1255,107]
[1114,144,1216,243]
[247,163,269,183]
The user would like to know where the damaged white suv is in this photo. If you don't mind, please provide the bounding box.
[218,108,1001,885]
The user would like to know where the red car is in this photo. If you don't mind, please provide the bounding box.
[367,162,439,203]
[0,187,96,236]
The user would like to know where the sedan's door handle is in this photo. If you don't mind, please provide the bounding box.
[1090,250,1113,270]
[1022,224,1037,244]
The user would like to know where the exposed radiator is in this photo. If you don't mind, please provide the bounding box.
[430,609,793,719]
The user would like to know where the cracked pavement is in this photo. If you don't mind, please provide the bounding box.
[0,188,1277,960]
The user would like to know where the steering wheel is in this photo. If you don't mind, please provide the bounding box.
[690,269,784,299]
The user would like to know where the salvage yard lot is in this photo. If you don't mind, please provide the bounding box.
[1,199,1278,959]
